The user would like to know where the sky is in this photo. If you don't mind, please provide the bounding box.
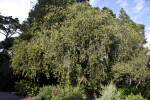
[0,0,150,48]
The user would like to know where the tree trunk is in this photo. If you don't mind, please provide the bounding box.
[129,78,132,85]
[136,80,141,88]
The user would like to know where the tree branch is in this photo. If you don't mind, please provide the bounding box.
[136,80,141,88]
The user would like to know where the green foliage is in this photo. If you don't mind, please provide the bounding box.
[119,8,131,25]
[0,37,14,50]
[113,54,150,87]
[27,0,76,27]
[118,84,141,97]
[36,85,56,100]
[36,85,84,100]
[11,4,148,98]
[102,7,116,18]
[81,79,101,99]
[51,86,84,100]
[125,93,146,100]
[14,80,40,96]
[0,15,20,39]
[96,82,122,100]
[11,1,148,98]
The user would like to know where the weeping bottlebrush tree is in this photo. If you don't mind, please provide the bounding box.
[11,2,146,93]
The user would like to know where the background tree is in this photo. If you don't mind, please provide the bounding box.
[0,15,20,39]
[0,14,20,91]
[113,54,150,87]
[102,7,116,18]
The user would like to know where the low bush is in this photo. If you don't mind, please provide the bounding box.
[35,85,56,100]
[96,82,122,100]
[82,80,101,99]
[125,93,146,100]
[14,80,39,96]
[52,85,84,100]
[118,84,141,97]
[36,85,84,100]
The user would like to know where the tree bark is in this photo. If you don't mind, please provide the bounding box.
[136,80,141,88]
[129,78,132,85]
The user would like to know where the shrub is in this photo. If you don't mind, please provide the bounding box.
[82,79,101,99]
[97,82,122,100]
[36,85,84,100]
[118,84,141,97]
[125,93,146,100]
[35,85,56,100]
[14,80,39,96]
[52,86,84,100]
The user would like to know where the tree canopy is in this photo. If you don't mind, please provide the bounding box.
[11,2,148,88]
[0,0,148,99]
[0,14,21,91]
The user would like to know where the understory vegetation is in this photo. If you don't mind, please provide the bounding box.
[0,0,150,100]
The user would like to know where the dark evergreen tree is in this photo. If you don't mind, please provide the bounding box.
[0,14,20,91]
